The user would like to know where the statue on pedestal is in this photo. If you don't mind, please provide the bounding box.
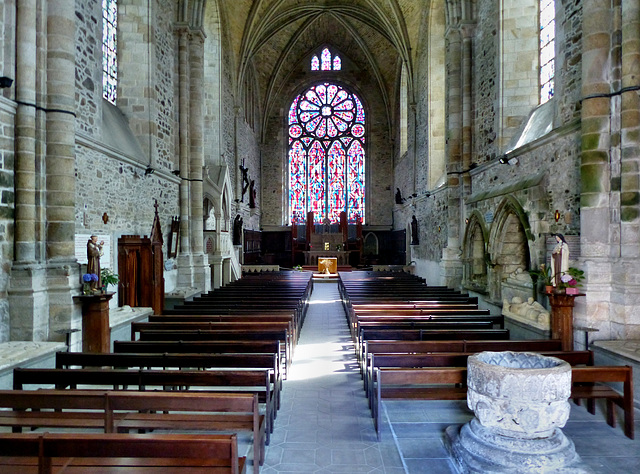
[87,235,104,290]
[551,233,569,287]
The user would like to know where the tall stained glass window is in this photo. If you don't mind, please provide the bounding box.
[102,0,118,104]
[539,0,555,104]
[310,47,341,71]
[288,83,365,224]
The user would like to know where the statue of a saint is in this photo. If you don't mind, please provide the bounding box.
[233,214,243,245]
[550,233,569,287]
[249,180,256,208]
[395,188,403,204]
[87,235,104,290]
[411,215,419,245]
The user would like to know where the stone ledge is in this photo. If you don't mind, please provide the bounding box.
[592,340,640,364]
[109,305,154,332]
[0,341,66,373]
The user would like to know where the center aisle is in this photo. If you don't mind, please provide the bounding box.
[262,281,406,473]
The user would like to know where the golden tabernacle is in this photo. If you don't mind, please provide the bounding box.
[318,257,338,274]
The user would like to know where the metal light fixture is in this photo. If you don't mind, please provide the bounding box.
[0,77,13,88]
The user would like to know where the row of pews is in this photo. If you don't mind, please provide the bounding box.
[1,270,313,473]
[338,271,634,441]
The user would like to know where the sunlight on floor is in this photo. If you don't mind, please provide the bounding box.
[287,340,348,381]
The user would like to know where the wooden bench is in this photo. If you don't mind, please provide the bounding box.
[0,389,263,473]
[372,364,634,440]
[13,367,277,441]
[367,350,594,403]
[136,328,292,370]
[361,338,564,378]
[356,328,511,362]
[0,432,245,473]
[55,351,282,409]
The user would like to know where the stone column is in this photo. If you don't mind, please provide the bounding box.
[14,0,37,264]
[441,25,464,288]
[9,0,48,341]
[580,0,616,339]
[188,29,210,292]
[620,0,640,256]
[45,0,81,341]
[175,25,193,289]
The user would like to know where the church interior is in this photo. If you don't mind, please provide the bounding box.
[0,0,639,472]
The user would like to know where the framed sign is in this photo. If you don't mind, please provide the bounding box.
[167,216,180,259]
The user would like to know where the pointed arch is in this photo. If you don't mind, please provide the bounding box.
[462,210,489,291]
[487,196,534,301]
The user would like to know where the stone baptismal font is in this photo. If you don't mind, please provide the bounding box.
[446,351,592,473]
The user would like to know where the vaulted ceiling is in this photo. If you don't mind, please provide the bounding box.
[216,0,433,128]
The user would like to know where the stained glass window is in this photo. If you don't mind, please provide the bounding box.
[102,0,118,104]
[539,0,555,104]
[288,83,365,224]
[310,47,341,71]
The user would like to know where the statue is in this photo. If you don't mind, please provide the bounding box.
[233,214,243,245]
[239,163,250,202]
[249,180,256,208]
[395,188,404,204]
[550,233,569,287]
[503,296,550,326]
[411,215,419,245]
[87,235,104,290]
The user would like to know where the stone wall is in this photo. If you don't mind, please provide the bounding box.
[74,0,101,137]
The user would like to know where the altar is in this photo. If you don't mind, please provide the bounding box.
[304,250,351,266]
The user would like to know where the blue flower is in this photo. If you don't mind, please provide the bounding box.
[82,273,93,282]
[90,273,99,282]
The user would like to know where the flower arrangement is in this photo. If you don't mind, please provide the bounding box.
[557,267,584,294]
[81,273,98,295]
[528,264,553,288]
[100,268,119,288]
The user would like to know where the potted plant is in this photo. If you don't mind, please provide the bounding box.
[529,264,553,293]
[81,273,98,295]
[100,268,119,293]
[558,267,584,295]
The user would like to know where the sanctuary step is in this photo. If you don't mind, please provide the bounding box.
[0,342,65,390]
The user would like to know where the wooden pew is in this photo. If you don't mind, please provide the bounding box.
[0,432,245,474]
[0,390,263,473]
[55,351,282,409]
[356,328,510,362]
[361,339,564,378]
[372,364,634,440]
[135,328,292,373]
[13,367,277,441]
[367,350,594,404]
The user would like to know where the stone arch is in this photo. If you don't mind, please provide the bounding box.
[363,232,379,262]
[462,210,489,292]
[487,197,533,302]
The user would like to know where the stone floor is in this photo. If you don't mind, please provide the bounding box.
[263,281,640,473]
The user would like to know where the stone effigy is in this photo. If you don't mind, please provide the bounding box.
[502,296,550,330]
[446,351,592,473]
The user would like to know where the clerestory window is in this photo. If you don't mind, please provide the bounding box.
[102,0,118,104]
[311,47,341,71]
[288,83,365,224]
[539,0,555,103]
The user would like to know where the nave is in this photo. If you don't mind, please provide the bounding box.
[263,281,639,474]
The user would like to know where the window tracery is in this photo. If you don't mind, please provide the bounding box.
[288,83,365,224]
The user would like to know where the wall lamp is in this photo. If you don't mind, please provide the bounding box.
[0,77,13,88]
[499,156,518,166]
[144,166,155,176]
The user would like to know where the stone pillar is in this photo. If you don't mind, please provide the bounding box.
[188,29,210,292]
[175,25,193,289]
[620,0,640,256]
[441,25,464,288]
[45,0,81,342]
[14,0,37,264]
[9,0,48,341]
